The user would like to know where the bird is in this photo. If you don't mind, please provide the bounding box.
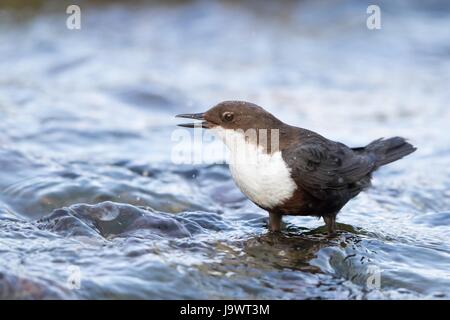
[176,101,416,236]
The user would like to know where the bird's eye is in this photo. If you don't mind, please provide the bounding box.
[222,112,234,122]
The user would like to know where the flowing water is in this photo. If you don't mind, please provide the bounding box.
[0,0,449,299]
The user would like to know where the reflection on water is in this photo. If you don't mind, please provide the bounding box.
[0,0,449,299]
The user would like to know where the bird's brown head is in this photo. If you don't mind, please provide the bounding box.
[176,101,282,131]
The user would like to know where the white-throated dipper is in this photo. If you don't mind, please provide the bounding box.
[176,101,416,235]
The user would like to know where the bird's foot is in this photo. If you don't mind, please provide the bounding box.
[323,215,338,237]
[269,212,282,233]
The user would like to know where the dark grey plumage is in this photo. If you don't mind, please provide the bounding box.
[280,128,416,220]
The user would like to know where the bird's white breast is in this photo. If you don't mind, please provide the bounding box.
[211,128,297,209]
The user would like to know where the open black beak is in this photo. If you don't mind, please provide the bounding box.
[175,113,209,128]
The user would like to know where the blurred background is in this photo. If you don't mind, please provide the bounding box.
[0,0,449,299]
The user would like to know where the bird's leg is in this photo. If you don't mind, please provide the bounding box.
[269,212,282,232]
[323,215,337,237]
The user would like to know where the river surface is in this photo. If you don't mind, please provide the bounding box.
[0,0,449,299]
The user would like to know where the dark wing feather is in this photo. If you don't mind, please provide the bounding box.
[283,140,376,200]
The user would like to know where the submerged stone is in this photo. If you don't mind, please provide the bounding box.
[0,272,70,300]
[36,201,191,239]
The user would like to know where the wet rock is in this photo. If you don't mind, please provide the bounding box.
[36,201,191,239]
[0,272,69,300]
[36,208,102,238]
[243,233,327,272]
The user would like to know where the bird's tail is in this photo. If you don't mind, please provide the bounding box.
[364,137,417,168]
